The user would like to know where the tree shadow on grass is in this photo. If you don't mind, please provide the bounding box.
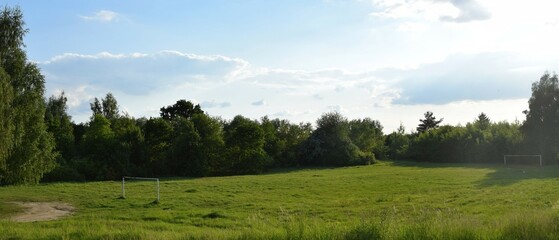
[385,159,501,169]
[154,166,336,183]
[161,160,559,188]
[475,165,559,187]
[386,160,559,187]
[261,166,338,175]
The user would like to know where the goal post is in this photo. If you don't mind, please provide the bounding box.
[503,155,542,166]
[121,176,160,202]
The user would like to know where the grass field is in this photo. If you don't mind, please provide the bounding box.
[2,161,559,239]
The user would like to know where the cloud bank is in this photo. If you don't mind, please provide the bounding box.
[378,52,544,104]
[40,50,542,131]
[42,51,248,95]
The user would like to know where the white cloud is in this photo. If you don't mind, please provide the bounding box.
[51,85,93,109]
[80,10,120,22]
[370,85,401,107]
[252,99,267,106]
[201,100,231,108]
[370,0,490,26]
[47,86,97,121]
[370,0,458,21]
[439,0,491,23]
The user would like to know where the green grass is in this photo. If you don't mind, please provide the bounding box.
[2,161,559,239]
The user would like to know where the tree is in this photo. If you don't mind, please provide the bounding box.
[143,117,173,175]
[301,112,373,166]
[191,114,225,175]
[260,117,312,167]
[169,118,206,176]
[409,125,466,163]
[160,113,225,177]
[349,118,386,159]
[44,92,75,163]
[417,111,443,133]
[90,98,102,116]
[102,92,119,120]
[385,123,410,160]
[77,112,146,180]
[0,68,13,171]
[42,92,82,182]
[489,121,523,161]
[111,116,144,177]
[0,6,56,185]
[223,115,268,174]
[475,112,491,130]
[522,72,559,163]
[260,116,280,163]
[160,100,203,120]
[80,114,115,180]
[90,92,119,120]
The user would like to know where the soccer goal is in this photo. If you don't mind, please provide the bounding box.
[121,176,160,202]
[503,155,542,166]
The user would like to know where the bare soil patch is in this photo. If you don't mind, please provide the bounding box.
[9,202,74,222]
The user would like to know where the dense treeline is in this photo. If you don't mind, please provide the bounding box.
[387,113,523,164]
[42,95,385,181]
[40,90,530,182]
[2,6,559,185]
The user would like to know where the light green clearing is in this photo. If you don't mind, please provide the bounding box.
[2,161,559,239]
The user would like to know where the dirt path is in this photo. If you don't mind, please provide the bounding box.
[9,202,74,222]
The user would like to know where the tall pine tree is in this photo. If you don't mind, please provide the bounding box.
[417,111,443,133]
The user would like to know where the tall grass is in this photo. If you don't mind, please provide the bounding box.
[236,210,559,240]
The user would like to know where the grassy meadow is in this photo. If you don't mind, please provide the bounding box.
[2,161,559,239]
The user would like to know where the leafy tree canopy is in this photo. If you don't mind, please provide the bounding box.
[90,92,120,120]
[0,6,56,185]
[45,92,75,163]
[160,100,203,120]
[302,112,373,166]
[522,72,559,163]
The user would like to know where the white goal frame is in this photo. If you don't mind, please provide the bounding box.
[503,155,542,166]
[121,176,160,202]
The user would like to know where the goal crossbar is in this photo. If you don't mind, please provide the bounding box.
[122,176,160,202]
[503,155,542,166]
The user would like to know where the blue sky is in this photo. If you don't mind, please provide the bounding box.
[6,0,559,132]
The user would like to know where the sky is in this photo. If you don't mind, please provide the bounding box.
[5,0,559,132]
